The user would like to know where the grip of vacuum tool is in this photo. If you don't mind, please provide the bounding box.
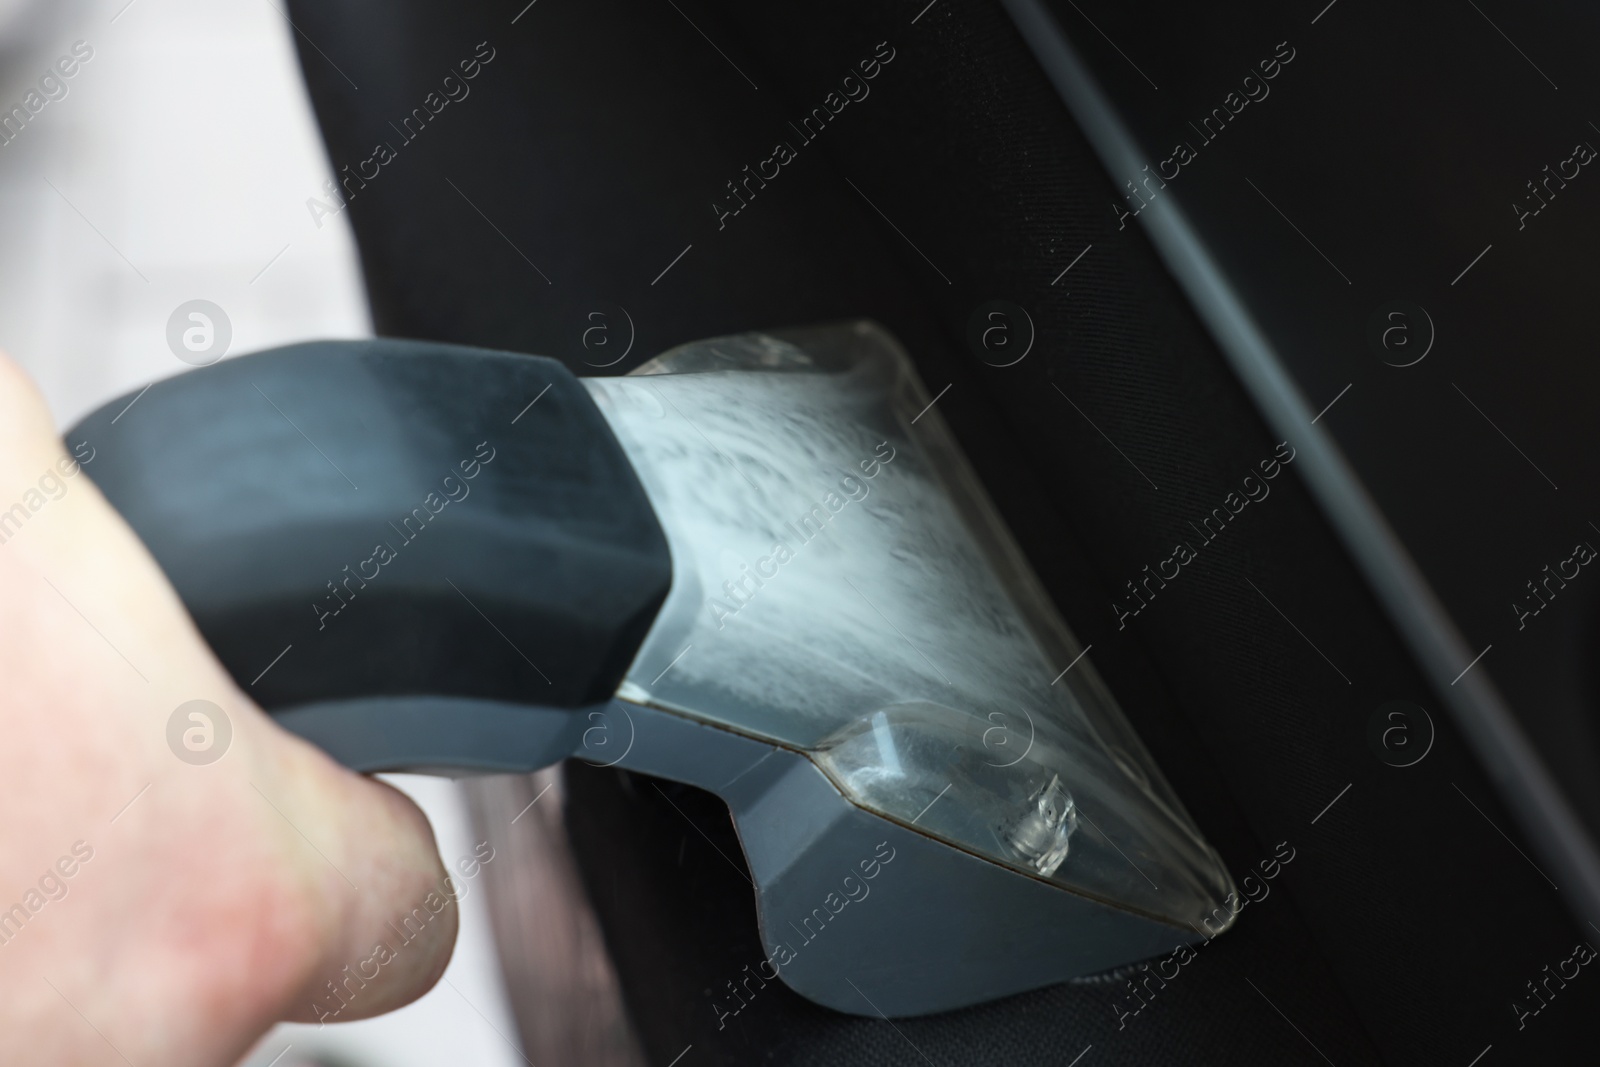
[70,339,671,770]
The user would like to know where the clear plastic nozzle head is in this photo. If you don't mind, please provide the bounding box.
[583,321,1236,934]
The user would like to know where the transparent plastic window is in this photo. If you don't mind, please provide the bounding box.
[583,321,1235,931]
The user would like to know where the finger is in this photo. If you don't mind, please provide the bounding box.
[0,350,460,1026]
[274,754,460,1023]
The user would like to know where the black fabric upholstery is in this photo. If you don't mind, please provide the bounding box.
[283,1,1597,1062]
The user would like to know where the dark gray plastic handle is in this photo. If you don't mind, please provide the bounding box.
[70,339,671,770]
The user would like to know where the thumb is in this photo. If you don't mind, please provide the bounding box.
[0,348,458,1047]
[272,760,460,1023]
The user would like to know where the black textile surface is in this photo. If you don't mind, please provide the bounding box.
[283,1,1596,1062]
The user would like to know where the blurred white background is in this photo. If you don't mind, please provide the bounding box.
[0,0,368,427]
[0,0,527,1063]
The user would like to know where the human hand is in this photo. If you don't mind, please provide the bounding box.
[0,351,457,1065]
